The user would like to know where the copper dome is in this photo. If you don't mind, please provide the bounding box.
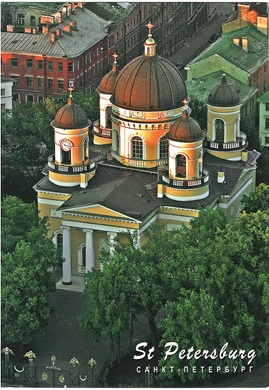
[208,74,240,107]
[168,111,204,142]
[51,97,91,129]
[111,55,187,111]
[99,69,119,94]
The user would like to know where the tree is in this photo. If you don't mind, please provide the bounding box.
[158,208,269,384]
[1,196,61,347]
[188,97,207,130]
[241,183,269,213]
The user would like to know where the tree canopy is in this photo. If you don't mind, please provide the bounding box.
[1,196,61,346]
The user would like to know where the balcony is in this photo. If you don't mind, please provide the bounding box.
[47,155,96,174]
[93,120,112,139]
[205,132,247,151]
[159,168,209,188]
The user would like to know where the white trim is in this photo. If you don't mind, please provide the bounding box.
[158,214,193,223]
[61,203,138,221]
[208,108,240,115]
[160,205,199,213]
[49,178,80,187]
[165,190,209,201]
[219,178,253,209]
[138,214,158,234]
[62,220,135,233]
[38,198,65,206]
[61,209,141,223]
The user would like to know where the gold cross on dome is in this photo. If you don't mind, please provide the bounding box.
[146,22,154,35]
[68,85,74,97]
[182,98,188,108]
[112,53,118,64]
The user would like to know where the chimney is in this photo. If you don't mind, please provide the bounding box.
[77,2,83,8]
[50,32,56,43]
[242,37,248,52]
[32,27,37,34]
[67,3,72,15]
[70,20,77,29]
[42,25,49,35]
[6,25,14,32]
[71,2,76,10]
[63,24,71,34]
[56,28,61,37]
[233,37,240,46]
[62,6,67,15]
[58,11,62,23]
[24,27,32,34]
[217,169,225,184]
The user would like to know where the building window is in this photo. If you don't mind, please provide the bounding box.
[30,16,36,26]
[13,94,19,101]
[214,119,225,143]
[265,103,269,111]
[58,62,63,72]
[132,136,143,159]
[11,58,18,67]
[1,103,6,111]
[78,244,86,273]
[37,60,43,70]
[38,96,44,103]
[176,154,186,177]
[265,135,269,145]
[48,79,53,90]
[1,88,5,96]
[48,61,53,71]
[26,76,33,87]
[84,137,89,160]
[10,75,19,86]
[17,14,25,25]
[58,79,64,90]
[26,59,33,68]
[68,62,74,72]
[56,233,63,255]
[265,118,269,129]
[37,77,44,88]
[26,95,34,102]
[159,137,168,159]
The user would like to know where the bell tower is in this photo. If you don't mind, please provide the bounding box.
[48,87,97,188]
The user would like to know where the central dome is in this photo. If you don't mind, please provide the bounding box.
[111,55,187,111]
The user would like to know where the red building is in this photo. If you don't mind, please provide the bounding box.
[1,3,111,102]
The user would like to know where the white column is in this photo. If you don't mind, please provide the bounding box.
[83,229,94,272]
[62,226,72,285]
[107,232,117,255]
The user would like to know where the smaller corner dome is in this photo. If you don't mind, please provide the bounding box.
[208,74,240,107]
[168,111,204,142]
[99,68,119,94]
[51,97,91,129]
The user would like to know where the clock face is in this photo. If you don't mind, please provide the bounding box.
[60,139,73,152]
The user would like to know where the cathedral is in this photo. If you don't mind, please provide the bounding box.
[34,24,259,286]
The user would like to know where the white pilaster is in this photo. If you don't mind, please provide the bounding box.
[62,226,72,285]
[107,232,117,255]
[83,229,94,272]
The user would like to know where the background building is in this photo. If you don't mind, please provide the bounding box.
[1,2,217,102]
[1,78,14,111]
[257,90,269,148]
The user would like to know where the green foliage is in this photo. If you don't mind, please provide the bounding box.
[241,183,269,213]
[1,196,61,345]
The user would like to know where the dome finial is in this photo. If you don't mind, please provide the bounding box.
[144,21,156,57]
[112,53,118,71]
[68,85,74,105]
[182,98,188,117]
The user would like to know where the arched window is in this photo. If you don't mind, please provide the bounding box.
[115,131,120,153]
[159,137,168,159]
[61,150,71,164]
[214,119,225,143]
[78,244,86,273]
[199,150,203,174]
[132,136,143,159]
[17,14,25,25]
[236,116,240,138]
[176,154,186,177]
[30,16,36,26]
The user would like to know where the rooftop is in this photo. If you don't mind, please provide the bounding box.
[186,70,257,104]
[257,89,269,103]
[1,6,111,58]
[188,25,268,73]
[34,151,259,223]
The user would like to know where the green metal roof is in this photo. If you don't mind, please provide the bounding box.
[257,90,269,103]
[186,70,257,104]
[189,26,268,73]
